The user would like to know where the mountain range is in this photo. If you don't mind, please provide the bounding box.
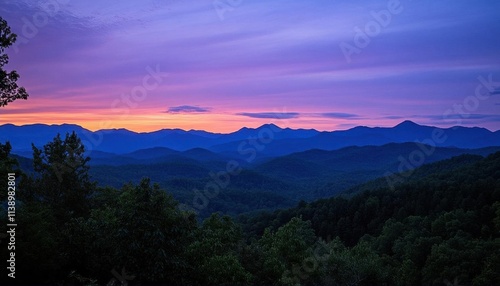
[4,120,500,217]
[2,121,500,158]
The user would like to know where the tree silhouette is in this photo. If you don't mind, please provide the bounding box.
[30,132,95,220]
[0,141,19,201]
[0,16,29,107]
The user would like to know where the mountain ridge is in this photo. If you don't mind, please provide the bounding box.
[2,121,499,155]
[10,141,500,216]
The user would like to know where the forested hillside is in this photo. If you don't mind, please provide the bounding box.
[11,139,500,218]
[2,0,500,284]
[240,151,500,284]
[1,133,499,285]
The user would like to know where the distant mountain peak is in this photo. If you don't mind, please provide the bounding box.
[2,121,498,155]
[257,123,282,130]
[235,123,282,133]
[395,120,420,128]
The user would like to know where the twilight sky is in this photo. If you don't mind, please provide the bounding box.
[0,0,499,132]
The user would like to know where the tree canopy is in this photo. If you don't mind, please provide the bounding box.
[1,132,499,285]
[0,16,29,107]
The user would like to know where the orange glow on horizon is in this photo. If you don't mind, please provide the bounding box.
[0,98,355,133]
[0,109,362,133]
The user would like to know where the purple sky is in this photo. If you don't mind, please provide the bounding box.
[1,0,499,132]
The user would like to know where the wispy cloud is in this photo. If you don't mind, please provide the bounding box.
[1,1,500,132]
[166,105,211,113]
[413,114,500,121]
[382,115,405,120]
[236,112,300,119]
[318,112,359,119]
[490,88,500,95]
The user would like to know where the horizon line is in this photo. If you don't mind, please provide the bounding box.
[1,120,498,134]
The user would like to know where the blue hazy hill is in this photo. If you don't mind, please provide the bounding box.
[1,121,499,156]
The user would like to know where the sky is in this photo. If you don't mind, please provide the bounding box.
[0,0,499,133]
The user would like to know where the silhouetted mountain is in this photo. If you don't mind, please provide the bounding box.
[2,121,499,157]
[86,147,232,167]
[0,123,89,153]
[342,153,486,196]
[84,143,500,202]
[124,147,180,159]
[181,148,231,162]
[253,143,500,199]
[205,121,500,156]
[86,150,140,166]
[9,139,500,217]
[239,151,500,265]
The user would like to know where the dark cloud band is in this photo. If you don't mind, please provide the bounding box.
[236,112,300,119]
[167,105,211,113]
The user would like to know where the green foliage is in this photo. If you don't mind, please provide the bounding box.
[14,202,61,282]
[27,132,95,220]
[0,141,19,200]
[422,237,500,285]
[325,239,386,285]
[187,213,252,285]
[241,152,500,285]
[256,217,317,285]
[200,254,252,285]
[493,201,500,232]
[82,178,197,283]
[2,131,499,285]
[0,17,29,107]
